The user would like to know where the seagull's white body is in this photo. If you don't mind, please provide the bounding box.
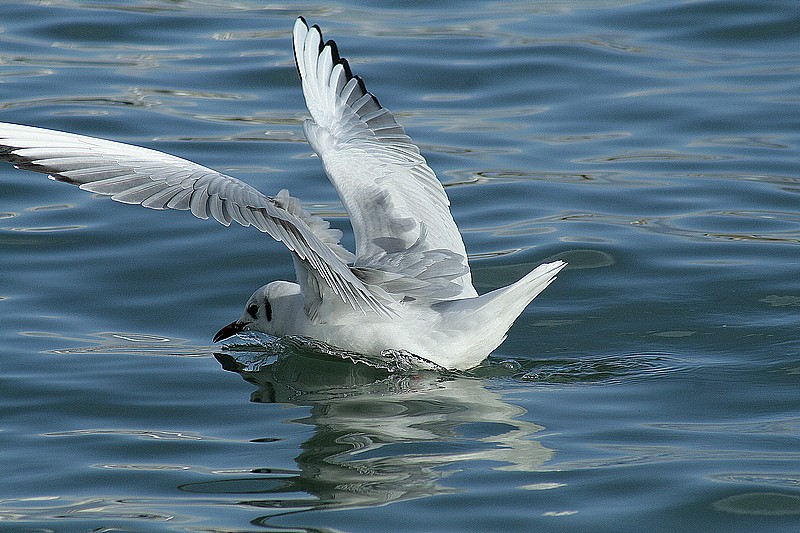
[0,18,564,370]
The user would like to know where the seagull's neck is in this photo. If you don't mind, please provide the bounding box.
[272,285,314,336]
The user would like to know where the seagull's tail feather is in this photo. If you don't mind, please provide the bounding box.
[480,260,566,322]
[434,260,565,367]
[443,261,566,355]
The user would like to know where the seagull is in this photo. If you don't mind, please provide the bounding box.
[0,17,565,370]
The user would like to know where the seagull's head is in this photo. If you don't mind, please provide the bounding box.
[213,281,300,343]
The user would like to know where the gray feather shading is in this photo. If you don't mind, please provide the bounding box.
[0,122,389,316]
[353,225,470,302]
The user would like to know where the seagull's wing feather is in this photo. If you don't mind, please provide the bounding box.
[293,18,477,299]
[0,122,392,316]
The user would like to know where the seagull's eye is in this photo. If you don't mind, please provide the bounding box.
[265,300,273,322]
[247,303,259,319]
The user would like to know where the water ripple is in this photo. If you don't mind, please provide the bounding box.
[45,332,209,358]
[477,352,699,384]
[713,473,800,489]
[44,429,211,441]
[0,497,176,525]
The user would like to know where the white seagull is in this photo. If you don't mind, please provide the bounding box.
[0,17,565,370]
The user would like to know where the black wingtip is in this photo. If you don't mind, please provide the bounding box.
[310,24,325,53]
[325,39,341,63]
[292,19,381,109]
[325,39,361,93]
[338,56,354,81]
[352,75,382,109]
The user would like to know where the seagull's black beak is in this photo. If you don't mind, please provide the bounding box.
[213,320,246,343]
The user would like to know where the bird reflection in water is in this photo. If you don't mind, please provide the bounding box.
[202,336,555,526]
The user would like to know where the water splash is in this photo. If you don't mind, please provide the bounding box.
[219,332,449,374]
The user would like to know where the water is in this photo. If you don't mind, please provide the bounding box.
[1,0,799,530]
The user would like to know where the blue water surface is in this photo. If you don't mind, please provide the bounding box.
[1,1,799,531]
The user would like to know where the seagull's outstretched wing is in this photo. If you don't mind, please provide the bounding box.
[0,122,391,316]
[293,18,478,300]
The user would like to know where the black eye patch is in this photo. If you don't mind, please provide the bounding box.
[265,300,272,322]
[247,303,259,319]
